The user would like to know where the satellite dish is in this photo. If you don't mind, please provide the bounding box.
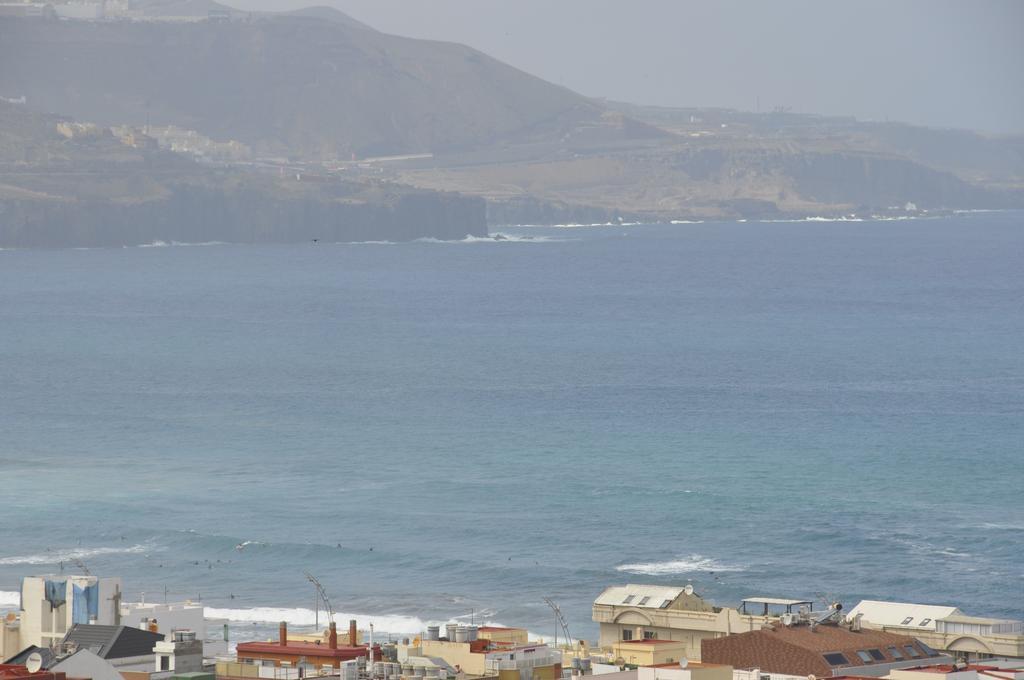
[683,585,694,596]
[679,659,689,669]
[808,675,816,680]
[26,652,43,673]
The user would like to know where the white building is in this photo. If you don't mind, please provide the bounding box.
[19,575,122,648]
[122,600,227,658]
[848,601,1024,660]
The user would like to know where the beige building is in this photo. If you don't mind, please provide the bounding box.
[593,585,812,661]
[18,575,123,649]
[848,601,1024,661]
[611,640,689,666]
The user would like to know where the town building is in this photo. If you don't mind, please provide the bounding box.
[229,621,378,677]
[584,663,732,680]
[610,640,690,667]
[593,585,814,661]
[846,602,1024,661]
[399,626,560,679]
[18,576,123,649]
[121,601,227,659]
[0,663,73,680]
[700,612,946,677]
[887,662,1024,680]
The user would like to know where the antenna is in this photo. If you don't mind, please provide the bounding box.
[72,558,92,576]
[26,652,43,673]
[304,572,334,630]
[542,598,575,655]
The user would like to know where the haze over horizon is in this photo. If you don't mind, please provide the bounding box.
[221,0,1024,135]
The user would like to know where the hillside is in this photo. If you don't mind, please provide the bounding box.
[0,102,485,247]
[0,15,607,159]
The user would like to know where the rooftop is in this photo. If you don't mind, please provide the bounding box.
[235,640,373,659]
[595,585,686,609]
[847,601,961,629]
[63,625,164,660]
[702,622,940,677]
[741,598,814,607]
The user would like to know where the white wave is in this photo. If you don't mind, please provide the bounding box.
[340,240,398,245]
[204,606,517,635]
[0,544,151,566]
[0,591,19,608]
[136,240,227,248]
[615,554,746,576]
[669,220,704,224]
[413,234,559,244]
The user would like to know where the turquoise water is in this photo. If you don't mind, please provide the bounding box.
[1,214,1021,639]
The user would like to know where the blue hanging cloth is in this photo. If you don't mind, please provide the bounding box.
[45,579,67,611]
[86,583,99,621]
[72,584,88,624]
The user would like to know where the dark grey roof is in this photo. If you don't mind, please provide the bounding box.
[4,645,55,668]
[63,624,164,659]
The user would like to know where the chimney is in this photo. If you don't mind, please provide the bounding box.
[349,620,357,647]
[329,622,338,650]
[280,621,288,646]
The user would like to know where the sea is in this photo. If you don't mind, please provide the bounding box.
[1,212,1022,643]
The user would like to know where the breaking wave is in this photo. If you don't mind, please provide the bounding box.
[0,591,19,608]
[615,554,746,576]
[0,544,152,566]
[137,241,228,248]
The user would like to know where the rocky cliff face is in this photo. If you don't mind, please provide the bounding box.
[0,186,486,248]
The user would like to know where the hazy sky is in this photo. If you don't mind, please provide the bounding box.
[232,0,1024,134]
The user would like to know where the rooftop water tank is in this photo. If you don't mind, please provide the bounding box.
[466,625,478,642]
[426,626,440,641]
[445,624,457,641]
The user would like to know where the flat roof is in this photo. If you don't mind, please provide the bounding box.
[741,597,813,606]
[939,614,1021,625]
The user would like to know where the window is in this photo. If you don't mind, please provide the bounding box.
[660,600,673,609]
[823,653,849,666]
[638,596,650,606]
[920,618,932,627]
[623,595,635,604]
[622,630,633,641]
[903,645,921,658]
[868,649,886,661]
[887,647,904,660]
[643,631,657,640]
[901,616,915,625]
[856,651,874,663]
[160,656,170,671]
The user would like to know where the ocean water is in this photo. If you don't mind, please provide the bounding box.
[1,214,1022,642]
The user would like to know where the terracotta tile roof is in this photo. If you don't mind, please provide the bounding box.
[702,624,933,676]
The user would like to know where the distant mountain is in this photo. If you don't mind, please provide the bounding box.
[0,101,485,247]
[0,13,608,158]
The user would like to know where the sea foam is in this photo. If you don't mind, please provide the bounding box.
[615,554,746,576]
[0,544,151,566]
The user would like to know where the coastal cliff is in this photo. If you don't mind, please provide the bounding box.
[0,186,486,248]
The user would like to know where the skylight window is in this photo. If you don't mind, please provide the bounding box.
[888,647,904,660]
[903,645,921,658]
[623,595,635,604]
[659,599,673,609]
[823,653,849,666]
[868,649,885,661]
[919,618,932,627]
[901,616,915,625]
[856,651,874,663]
[638,596,650,605]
